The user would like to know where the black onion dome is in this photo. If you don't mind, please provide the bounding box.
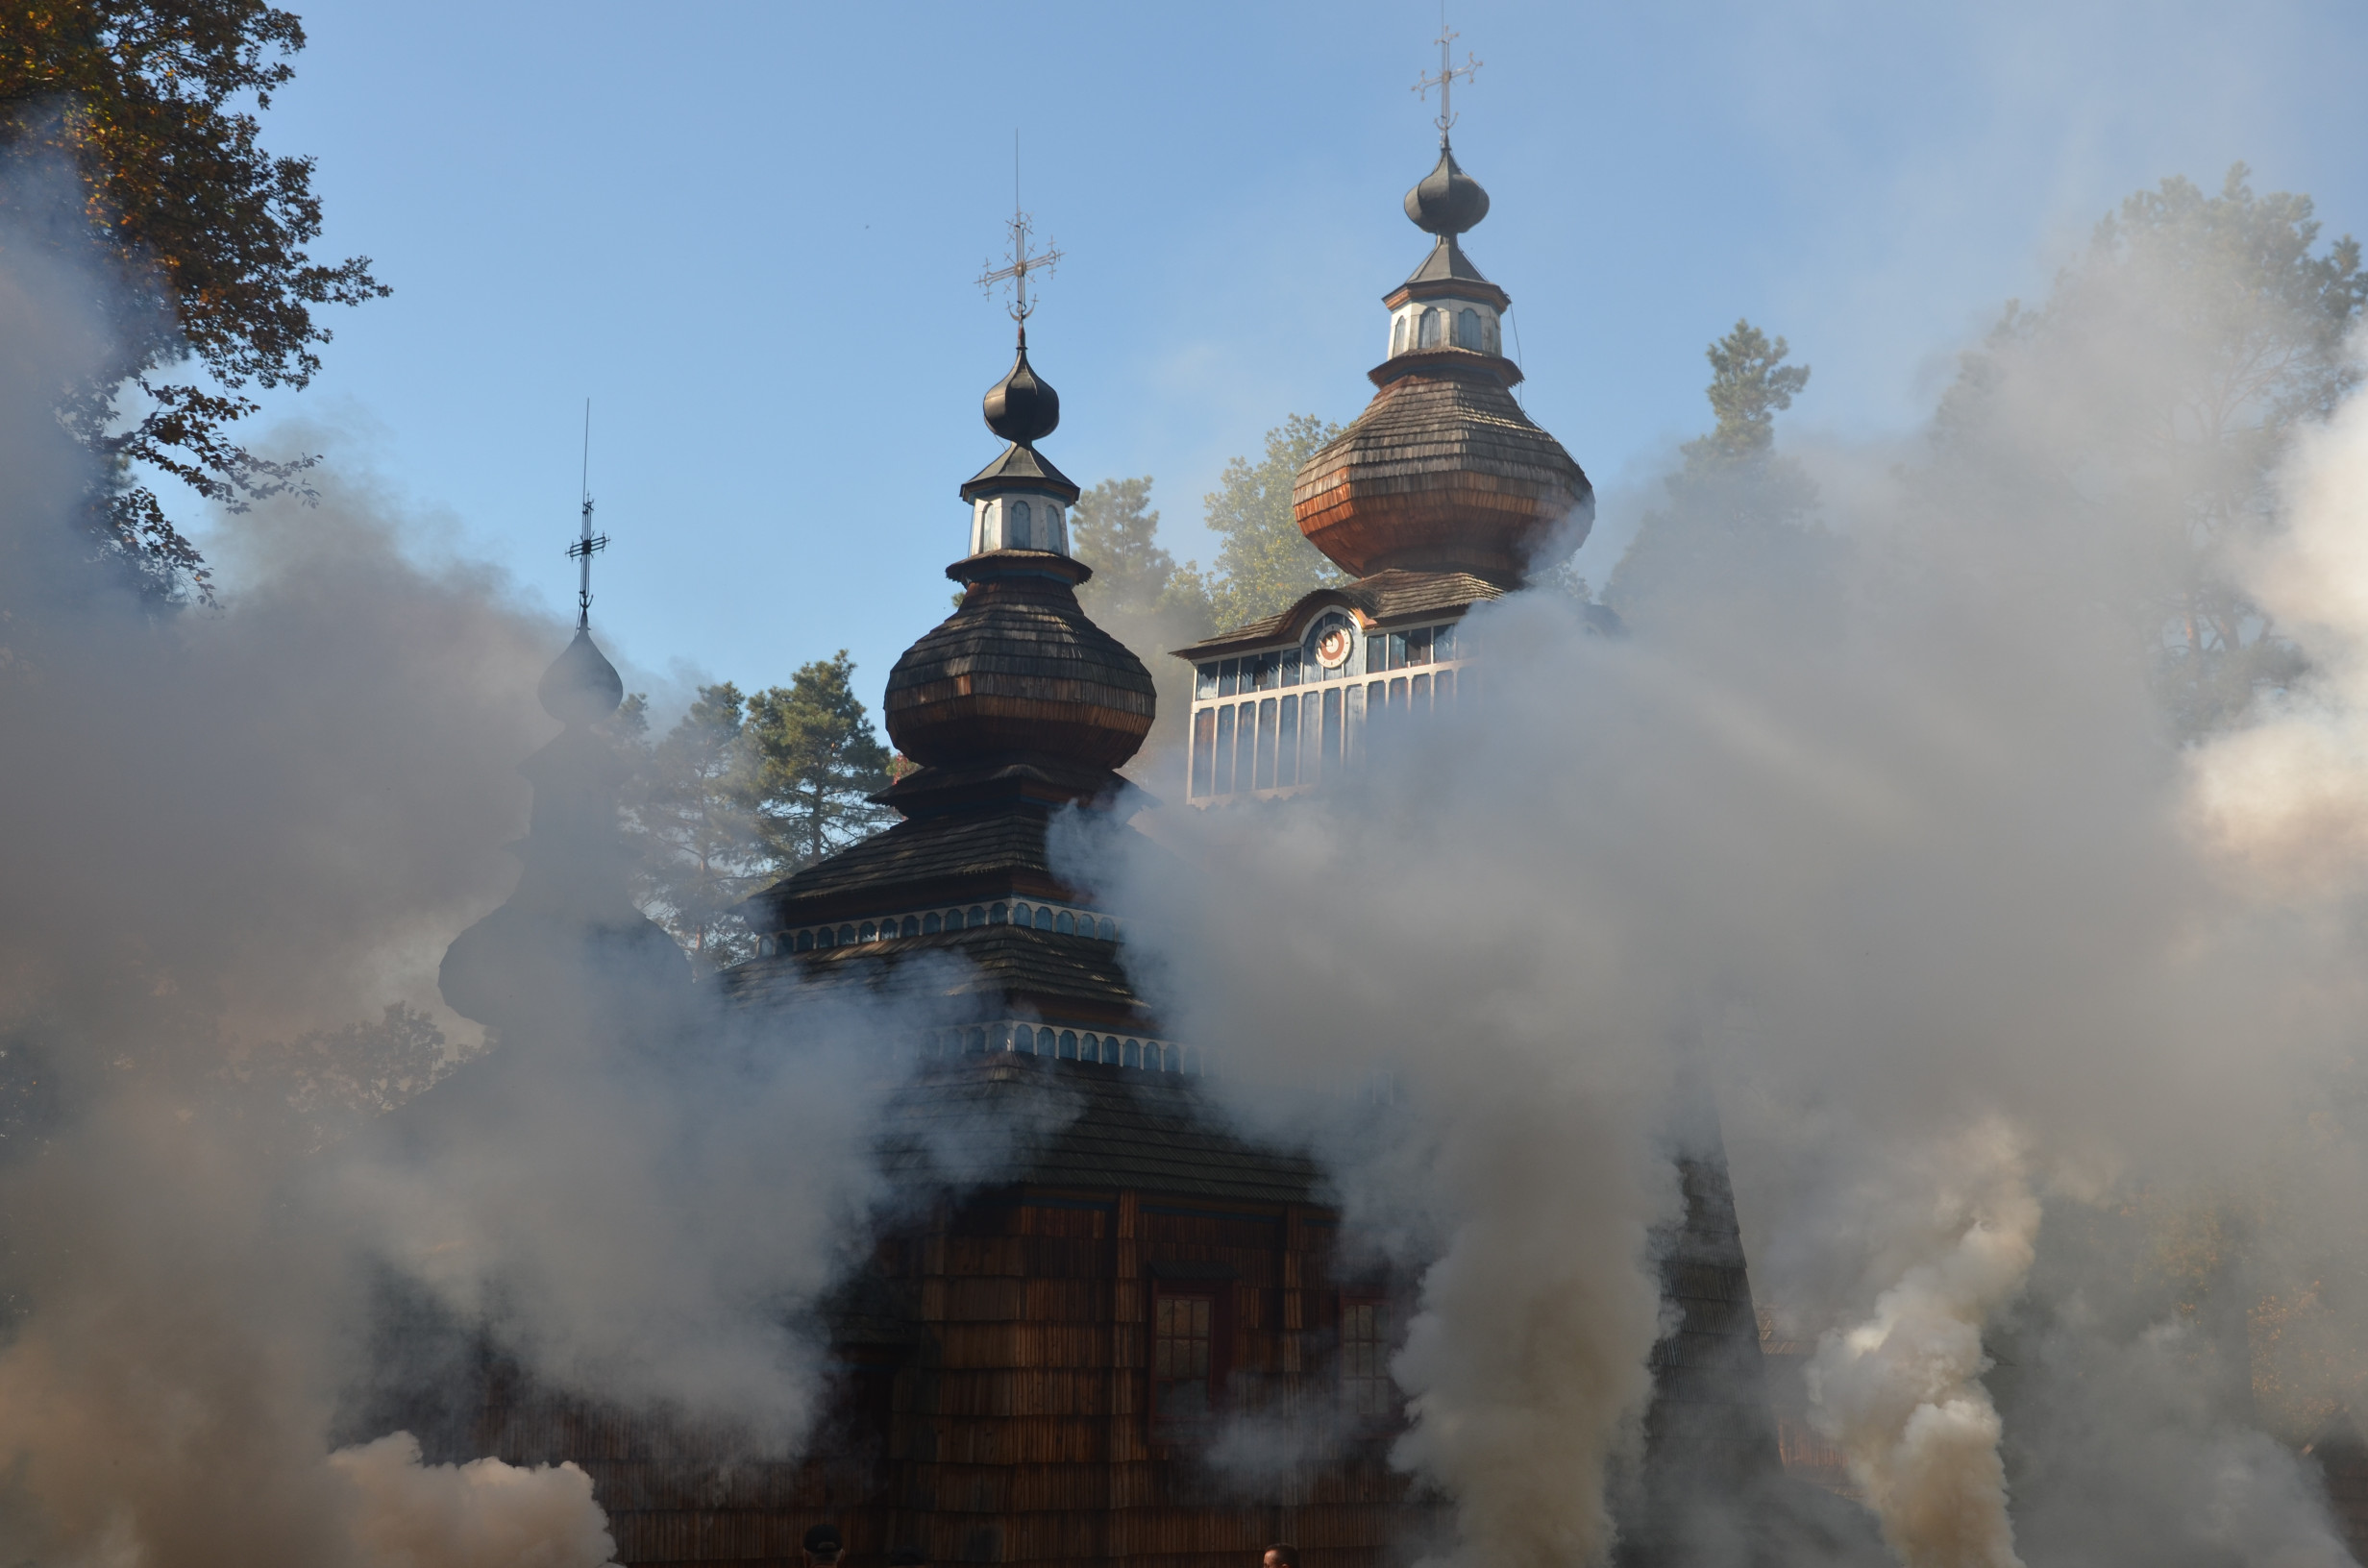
[1404,143,1491,237]
[538,627,624,727]
[885,556,1153,772]
[983,334,1060,445]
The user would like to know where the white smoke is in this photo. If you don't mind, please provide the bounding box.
[1806,1121,2037,1568]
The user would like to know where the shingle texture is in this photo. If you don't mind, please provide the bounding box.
[748,803,1079,922]
[881,1055,1325,1207]
[885,565,1154,771]
[718,922,1154,1028]
[1294,362,1591,580]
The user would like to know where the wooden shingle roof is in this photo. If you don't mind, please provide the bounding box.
[717,922,1154,1031]
[880,1055,1325,1208]
[1293,358,1591,580]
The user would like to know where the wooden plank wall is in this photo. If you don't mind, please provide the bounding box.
[894,1188,1430,1568]
[473,1187,1437,1568]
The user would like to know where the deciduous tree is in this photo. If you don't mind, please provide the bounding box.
[1933,164,2364,737]
[1,0,387,597]
[1194,414,1347,628]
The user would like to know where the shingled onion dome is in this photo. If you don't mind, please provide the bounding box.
[1292,136,1592,583]
[537,626,625,727]
[883,329,1154,778]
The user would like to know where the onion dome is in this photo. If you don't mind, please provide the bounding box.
[983,330,1061,445]
[1292,135,1591,583]
[1404,143,1490,236]
[1294,367,1591,580]
[885,552,1153,772]
[537,627,624,727]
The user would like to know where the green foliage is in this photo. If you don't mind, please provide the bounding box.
[743,651,895,871]
[1195,413,1348,627]
[617,658,894,968]
[1603,320,1822,622]
[630,682,765,968]
[1071,477,1217,769]
[1934,164,2364,738]
[0,0,386,598]
[244,1002,453,1144]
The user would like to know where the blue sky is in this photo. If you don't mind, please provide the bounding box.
[210,0,2368,719]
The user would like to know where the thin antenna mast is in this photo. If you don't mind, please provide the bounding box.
[566,399,607,631]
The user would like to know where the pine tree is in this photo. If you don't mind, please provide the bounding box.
[744,652,894,871]
[630,683,766,968]
[1072,477,1214,770]
[1604,321,1821,624]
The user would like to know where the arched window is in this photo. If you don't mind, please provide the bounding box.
[923,912,941,934]
[1055,911,1074,935]
[858,921,876,943]
[1098,918,1119,940]
[1012,903,1030,927]
[1034,905,1054,931]
[1044,505,1063,551]
[837,924,855,946]
[1484,315,1501,355]
[1418,307,1444,349]
[1015,1024,1036,1054]
[979,499,999,551]
[900,916,919,937]
[1059,1030,1078,1059]
[1456,308,1480,349]
[796,929,814,952]
[1082,1033,1100,1061]
[1009,498,1032,550]
[1159,1043,1176,1072]
[1392,314,1410,356]
[1124,1039,1143,1067]
[967,905,986,926]
[990,903,1008,923]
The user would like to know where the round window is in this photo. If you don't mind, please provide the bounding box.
[1314,623,1354,669]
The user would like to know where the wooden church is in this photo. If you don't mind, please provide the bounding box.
[407,73,1880,1568]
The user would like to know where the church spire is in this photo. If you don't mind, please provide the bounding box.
[880,206,1151,794]
[1282,22,1592,585]
[961,199,1080,558]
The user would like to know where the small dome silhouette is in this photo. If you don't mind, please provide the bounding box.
[983,335,1060,445]
[1404,144,1490,237]
[538,627,624,726]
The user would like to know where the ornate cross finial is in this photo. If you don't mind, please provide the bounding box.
[1414,12,1482,142]
[566,399,607,631]
[977,134,1062,323]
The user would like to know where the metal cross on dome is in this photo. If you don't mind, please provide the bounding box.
[566,399,607,632]
[977,138,1063,323]
[1414,14,1482,139]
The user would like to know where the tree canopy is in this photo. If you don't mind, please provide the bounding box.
[1190,413,1347,628]
[1603,319,1821,623]
[1071,476,1215,767]
[1,0,386,596]
[743,651,895,876]
[619,655,893,970]
[1932,163,2365,737]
